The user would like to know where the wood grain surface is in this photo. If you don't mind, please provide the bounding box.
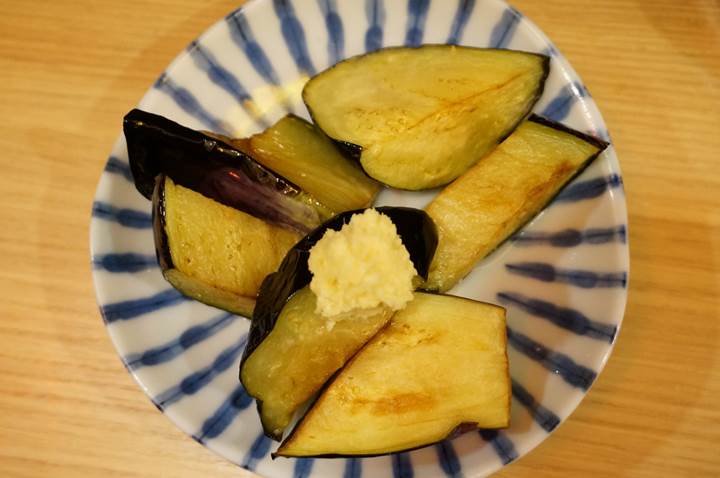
[0,0,718,476]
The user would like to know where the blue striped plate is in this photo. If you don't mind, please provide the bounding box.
[90,0,629,476]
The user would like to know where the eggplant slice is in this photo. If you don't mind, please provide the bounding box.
[247,115,381,212]
[303,46,549,190]
[240,286,393,439]
[153,175,300,317]
[276,292,509,458]
[424,116,609,292]
[240,207,438,440]
[124,109,332,235]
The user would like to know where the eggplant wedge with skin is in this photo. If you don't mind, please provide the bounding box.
[240,207,438,440]
[276,292,509,457]
[247,115,381,212]
[424,116,609,292]
[153,175,301,317]
[124,109,332,235]
[241,286,393,439]
[303,46,549,190]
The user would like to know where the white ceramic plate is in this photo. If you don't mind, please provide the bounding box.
[90,1,629,476]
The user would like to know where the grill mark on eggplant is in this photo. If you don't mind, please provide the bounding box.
[404,0,430,47]
[504,263,628,288]
[393,71,528,138]
[154,334,248,408]
[187,41,270,129]
[153,74,234,136]
[511,379,561,432]
[447,0,476,45]
[124,312,238,370]
[101,288,188,324]
[364,0,385,52]
[318,0,344,64]
[92,201,152,229]
[272,0,316,76]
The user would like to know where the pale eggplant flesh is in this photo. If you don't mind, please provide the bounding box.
[153,175,301,317]
[124,109,331,235]
[275,292,509,458]
[246,114,381,212]
[302,46,550,190]
[424,115,609,292]
[240,207,438,440]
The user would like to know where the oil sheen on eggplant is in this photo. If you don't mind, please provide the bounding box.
[424,115,610,292]
[302,46,550,190]
[124,109,331,234]
[247,115,381,212]
[153,175,300,317]
[240,207,438,440]
[276,292,510,457]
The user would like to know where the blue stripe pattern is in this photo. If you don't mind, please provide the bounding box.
[294,458,315,478]
[392,452,414,478]
[226,11,282,86]
[92,201,152,229]
[104,156,132,182]
[124,312,238,370]
[511,379,561,432]
[193,384,254,444]
[506,327,597,389]
[187,41,269,128]
[344,457,362,478]
[540,81,588,121]
[505,263,627,288]
[499,292,617,342]
[242,432,273,471]
[155,335,248,408]
[447,0,475,44]
[154,73,234,136]
[93,253,157,273]
[405,0,430,47]
[365,0,385,52]
[479,430,518,465]
[273,0,316,75]
[489,7,521,48]
[319,0,344,64]
[102,289,187,324]
[556,174,623,202]
[436,441,462,478]
[513,225,627,247]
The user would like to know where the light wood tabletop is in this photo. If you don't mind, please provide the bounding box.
[1,0,718,476]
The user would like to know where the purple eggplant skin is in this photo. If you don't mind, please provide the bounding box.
[123,109,330,234]
[240,206,438,375]
[152,174,173,272]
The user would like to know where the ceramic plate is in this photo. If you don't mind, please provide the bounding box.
[90,0,629,476]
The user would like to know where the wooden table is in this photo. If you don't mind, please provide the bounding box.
[1,0,718,476]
